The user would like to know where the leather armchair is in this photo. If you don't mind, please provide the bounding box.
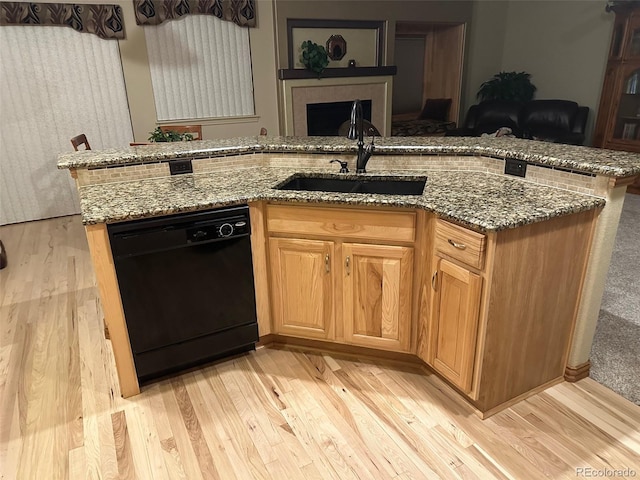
[447,99,589,145]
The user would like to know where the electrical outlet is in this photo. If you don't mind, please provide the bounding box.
[505,158,527,178]
[169,159,193,175]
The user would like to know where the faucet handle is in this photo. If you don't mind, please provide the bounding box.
[330,159,349,173]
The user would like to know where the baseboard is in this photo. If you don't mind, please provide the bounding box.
[259,334,422,370]
[476,376,565,419]
[564,360,591,382]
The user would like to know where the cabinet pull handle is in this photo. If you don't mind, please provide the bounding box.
[448,239,467,250]
[431,271,438,290]
[345,256,351,275]
[325,254,330,273]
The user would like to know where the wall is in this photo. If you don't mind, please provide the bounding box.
[462,0,614,144]
[500,1,613,144]
[273,0,474,69]
[117,0,280,141]
[461,1,508,119]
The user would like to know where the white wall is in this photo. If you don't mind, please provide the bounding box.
[500,0,614,143]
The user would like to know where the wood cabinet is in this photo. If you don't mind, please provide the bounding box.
[343,243,413,351]
[594,3,640,193]
[269,237,335,340]
[264,203,596,416]
[418,213,596,414]
[267,204,416,352]
[428,256,482,393]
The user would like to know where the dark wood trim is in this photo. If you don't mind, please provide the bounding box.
[278,66,397,80]
[564,360,591,382]
[286,18,385,69]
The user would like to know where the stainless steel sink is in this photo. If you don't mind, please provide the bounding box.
[276,176,427,196]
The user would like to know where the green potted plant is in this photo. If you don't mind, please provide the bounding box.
[300,40,329,77]
[477,71,537,102]
[148,127,194,142]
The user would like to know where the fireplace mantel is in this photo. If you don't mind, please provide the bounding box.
[278,66,397,80]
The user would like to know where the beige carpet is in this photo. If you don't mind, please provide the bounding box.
[590,192,640,405]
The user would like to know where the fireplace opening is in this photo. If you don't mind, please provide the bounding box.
[306,100,372,136]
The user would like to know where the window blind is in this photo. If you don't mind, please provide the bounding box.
[144,15,255,121]
[0,25,132,225]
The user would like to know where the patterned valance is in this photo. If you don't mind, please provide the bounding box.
[0,3,124,39]
[134,0,256,28]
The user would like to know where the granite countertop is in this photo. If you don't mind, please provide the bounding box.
[78,167,605,232]
[58,135,640,178]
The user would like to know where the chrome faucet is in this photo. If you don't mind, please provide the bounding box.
[347,99,375,173]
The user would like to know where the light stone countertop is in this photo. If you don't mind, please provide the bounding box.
[58,135,640,178]
[78,167,605,232]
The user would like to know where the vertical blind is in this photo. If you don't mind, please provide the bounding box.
[144,15,255,121]
[0,25,133,225]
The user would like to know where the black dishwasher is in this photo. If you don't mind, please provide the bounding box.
[108,205,258,382]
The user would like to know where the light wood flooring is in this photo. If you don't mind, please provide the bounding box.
[1,215,640,479]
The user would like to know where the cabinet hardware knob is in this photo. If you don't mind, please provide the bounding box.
[325,254,330,273]
[345,256,351,275]
[448,239,466,250]
[431,271,438,290]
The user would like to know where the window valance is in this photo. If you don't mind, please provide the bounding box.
[133,0,256,28]
[0,2,124,39]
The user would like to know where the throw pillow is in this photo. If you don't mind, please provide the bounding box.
[418,98,452,121]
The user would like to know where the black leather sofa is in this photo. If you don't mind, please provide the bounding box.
[446,99,589,145]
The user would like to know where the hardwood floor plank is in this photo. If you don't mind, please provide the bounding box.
[0,397,21,480]
[334,361,464,479]
[124,403,169,480]
[525,393,640,469]
[215,361,282,465]
[196,368,271,480]
[65,257,84,451]
[112,410,137,479]
[171,377,221,480]
[143,383,189,479]
[68,446,88,480]
[2,216,640,480]
[390,369,551,480]
[284,354,398,479]
[574,378,640,425]
[180,372,242,480]
[78,300,118,480]
[294,353,440,479]
[486,411,574,479]
[159,381,206,480]
[510,401,615,473]
[545,387,640,451]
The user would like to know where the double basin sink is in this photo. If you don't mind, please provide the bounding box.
[276,175,427,196]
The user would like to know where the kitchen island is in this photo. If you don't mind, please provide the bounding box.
[59,136,640,417]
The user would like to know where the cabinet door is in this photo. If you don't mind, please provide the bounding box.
[343,243,413,352]
[428,257,482,393]
[269,238,335,339]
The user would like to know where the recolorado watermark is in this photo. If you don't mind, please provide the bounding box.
[576,467,637,477]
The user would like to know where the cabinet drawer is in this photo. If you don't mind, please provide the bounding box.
[435,219,486,269]
[267,204,416,243]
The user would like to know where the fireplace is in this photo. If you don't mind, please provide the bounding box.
[306,100,372,136]
[280,76,393,136]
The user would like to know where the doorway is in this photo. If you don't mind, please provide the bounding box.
[393,22,465,124]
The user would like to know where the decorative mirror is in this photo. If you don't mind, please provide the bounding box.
[326,34,347,61]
